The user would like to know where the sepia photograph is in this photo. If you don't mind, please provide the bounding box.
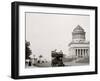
[11,1,97,79]
[25,12,90,68]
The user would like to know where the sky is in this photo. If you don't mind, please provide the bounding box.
[26,12,90,61]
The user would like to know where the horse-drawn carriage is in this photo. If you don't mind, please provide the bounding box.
[51,50,65,67]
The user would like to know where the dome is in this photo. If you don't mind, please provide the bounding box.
[73,25,85,33]
[72,25,86,42]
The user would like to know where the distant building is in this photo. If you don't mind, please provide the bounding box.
[68,25,89,58]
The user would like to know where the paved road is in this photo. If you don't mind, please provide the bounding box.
[64,61,89,66]
[35,62,51,67]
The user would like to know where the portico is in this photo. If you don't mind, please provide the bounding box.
[75,48,89,57]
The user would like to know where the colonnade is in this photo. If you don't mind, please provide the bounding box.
[75,48,88,57]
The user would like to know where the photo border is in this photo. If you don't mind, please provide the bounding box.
[11,1,98,79]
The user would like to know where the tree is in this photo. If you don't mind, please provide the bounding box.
[25,41,32,60]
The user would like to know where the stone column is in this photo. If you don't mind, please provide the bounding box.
[87,48,89,56]
[81,49,83,57]
[86,49,88,56]
[79,49,81,57]
[77,49,78,56]
[84,49,85,56]
[78,49,79,57]
[82,49,83,57]
[83,49,84,56]
[76,49,77,56]
[85,49,87,56]
[82,49,84,56]
[79,49,80,57]
[80,49,81,57]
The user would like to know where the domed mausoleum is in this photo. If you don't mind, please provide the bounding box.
[69,25,89,58]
